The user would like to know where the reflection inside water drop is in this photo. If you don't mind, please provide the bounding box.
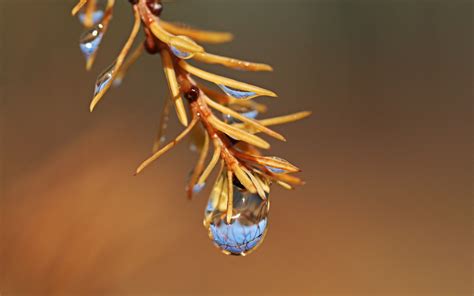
[222,108,258,124]
[79,24,104,59]
[78,11,104,26]
[218,85,257,100]
[170,46,193,59]
[265,157,290,174]
[193,183,206,193]
[266,166,286,174]
[94,62,116,97]
[204,176,270,256]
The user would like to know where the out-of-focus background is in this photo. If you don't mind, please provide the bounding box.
[1,0,472,295]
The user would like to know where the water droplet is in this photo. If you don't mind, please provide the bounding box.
[265,157,291,174]
[170,46,194,59]
[78,10,104,26]
[222,113,234,124]
[267,167,285,174]
[222,107,258,124]
[193,183,206,193]
[189,127,206,152]
[79,24,104,60]
[204,180,270,256]
[159,136,167,145]
[169,35,201,57]
[189,142,198,152]
[218,85,257,100]
[94,62,116,97]
[266,167,285,174]
[112,77,123,87]
[186,168,206,194]
[241,110,259,119]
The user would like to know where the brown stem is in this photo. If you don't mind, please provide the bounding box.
[137,1,252,183]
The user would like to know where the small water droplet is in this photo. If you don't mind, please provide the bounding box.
[193,183,206,193]
[218,85,257,100]
[189,128,206,152]
[79,24,104,60]
[186,168,206,194]
[94,62,116,97]
[204,180,270,256]
[159,136,167,145]
[222,113,234,124]
[170,46,194,59]
[78,10,104,26]
[241,110,259,119]
[189,143,198,152]
[222,107,258,124]
[265,157,291,174]
[266,167,285,174]
[112,77,123,87]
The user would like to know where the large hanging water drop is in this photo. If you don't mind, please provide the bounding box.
[94,62,116,97]
[204,179,270,256]
[79,24,104,60]
[218,85,257,100]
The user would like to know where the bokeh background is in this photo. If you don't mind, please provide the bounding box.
[1,0,472,295]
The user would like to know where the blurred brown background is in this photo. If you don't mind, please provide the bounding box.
[1,0,472,295]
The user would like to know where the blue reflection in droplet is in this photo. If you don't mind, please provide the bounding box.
[265,157,290,174]
[170,46,193,59]
[210,219,267,255]
[193,183,206,193]
[218,85,257,100]
[94,62,115,97]
[266,167,286,174]
[241,110,259,119]
[78,11,104,26]
[223,109,259,124]
[205,182,269,256]
[79,24,104,60]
